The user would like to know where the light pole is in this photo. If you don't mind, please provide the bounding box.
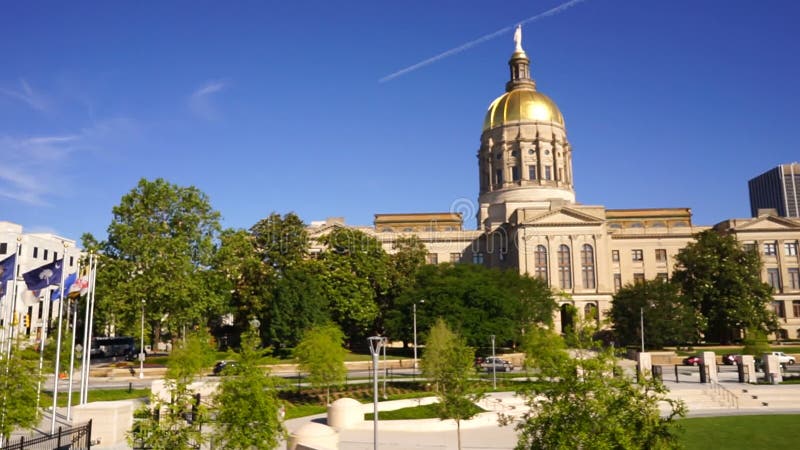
[490,334,497,390]
[640,307,644,353]
[368,336,385,450]
[139,300,145,379]
[413,299,424,371]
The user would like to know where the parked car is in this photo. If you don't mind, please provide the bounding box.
[721,354,738,365]
[769,351,796,365]
[481,357,514,372]
[213,360,237,376]
[682,355,702,366]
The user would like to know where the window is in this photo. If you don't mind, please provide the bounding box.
[613,274,622,292]
[534,245,548,282]
[544,166,552,180]
[793,300,800,318]
[511,166,520,182]
[449,253,461,263]
[611,250,620,262]
[528,165,537,180]
[632,249,644,262]
[69,256,74,267]
[743,243,756,253]
[53,252,57,261]
[655,249,667,263]
[584,304,598,322]
[580,244,595,289]
[633,273,645,284]
[0,243,6,254]
[495,169,503,185]
[790,268,800,290]
[764,242,777,256]
[426,253,438,265]
[511,150,519,157]
[472,252,484,264]
[786,242,798,256]
[558,167,564,181]
[557,244,572,289]
[767,268,781,291]
[772,301,786,318]
[44,249,49,261]
[657,272,669,282]
[33,247,38,259]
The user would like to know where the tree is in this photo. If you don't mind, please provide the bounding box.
[102,178,224,343]
[212,325,285,449]
[610,280,704,349]
[265,260,329,350]
[673,230,779,344]
[515,323,686,450]
[130,330,215,449]
[250,212,309,273]
[317,228,390,338]
[388,264,555,348]
[0,341,42,445]
[294,324,347,405]
[421,319,480,450]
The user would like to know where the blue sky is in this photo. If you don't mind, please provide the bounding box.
[1,0,799,242]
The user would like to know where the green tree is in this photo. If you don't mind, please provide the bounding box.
[317,228,390,338]
[673,230,778,344]
[294,324,347,405]
[389,264,555,348]
[0,341,42,445]
[102,178,224,343]
[610,280,704,349]
[250,212,309,273]
[421,319,480,450]
[741,327,771,357]
[515,324,686,449]
[212,325,285,449]
[266,260,329,350]
[130,331,214,449]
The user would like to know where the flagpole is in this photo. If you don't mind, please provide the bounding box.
[66,258,80,420]
[82,255,98,404]
[50,243,67,434]
[79,254,92,405]
[4,238,21,361]
[35,289,51,411]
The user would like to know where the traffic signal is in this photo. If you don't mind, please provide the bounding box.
[24,314,30,328]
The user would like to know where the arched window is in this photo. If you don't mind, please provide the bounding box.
[581,244,596,289]
[534,245,548,283]
[584,303,598,323]
[558,244,572,289]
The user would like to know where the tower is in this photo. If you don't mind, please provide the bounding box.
[477,27,574,230]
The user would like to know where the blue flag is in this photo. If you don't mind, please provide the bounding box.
[51,272,77,301]
[0,254,14,295]
[23,258,64,291]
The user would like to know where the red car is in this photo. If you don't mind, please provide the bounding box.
[682,355,701,366]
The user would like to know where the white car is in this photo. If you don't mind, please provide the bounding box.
[770,351,796,365]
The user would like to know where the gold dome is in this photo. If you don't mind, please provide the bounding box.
[482,89,564,131]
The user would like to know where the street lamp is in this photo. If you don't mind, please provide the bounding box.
[640,307,644,353]
[490,334,497,390]
[139,300,145,379]
[413,299,424,371]
[368,336,385,450]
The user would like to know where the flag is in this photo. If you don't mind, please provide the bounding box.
[23,258,63,291]
[0,254,14,295]
[50,273,77,301]
[69,275,89,298]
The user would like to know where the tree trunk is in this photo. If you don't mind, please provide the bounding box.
[457,419,462,450]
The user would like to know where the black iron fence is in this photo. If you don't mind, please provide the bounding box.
[5,420,92,450]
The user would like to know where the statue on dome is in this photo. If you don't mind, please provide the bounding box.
[513,25,523,52]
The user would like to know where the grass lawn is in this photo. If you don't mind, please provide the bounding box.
[679,415,799,449]
[364,402,484,420]
[42,388,151,407]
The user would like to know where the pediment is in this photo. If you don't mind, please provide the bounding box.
[519,207,605,226]
[733,216,800,231]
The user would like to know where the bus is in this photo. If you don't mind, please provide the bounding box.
[91,336,135,358]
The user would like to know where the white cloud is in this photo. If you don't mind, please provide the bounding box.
[189,80,228,120]
[0,78,49,112]
[0,119,136,206]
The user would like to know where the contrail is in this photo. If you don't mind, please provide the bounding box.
[379,0,588,83]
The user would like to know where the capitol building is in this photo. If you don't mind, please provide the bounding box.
[310,32,800,340]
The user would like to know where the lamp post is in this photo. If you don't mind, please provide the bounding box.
[490,334,497,390]
[413,299,424,371]
[368,336,385,450]
[139,300,145,379]
[640,307,644,353]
